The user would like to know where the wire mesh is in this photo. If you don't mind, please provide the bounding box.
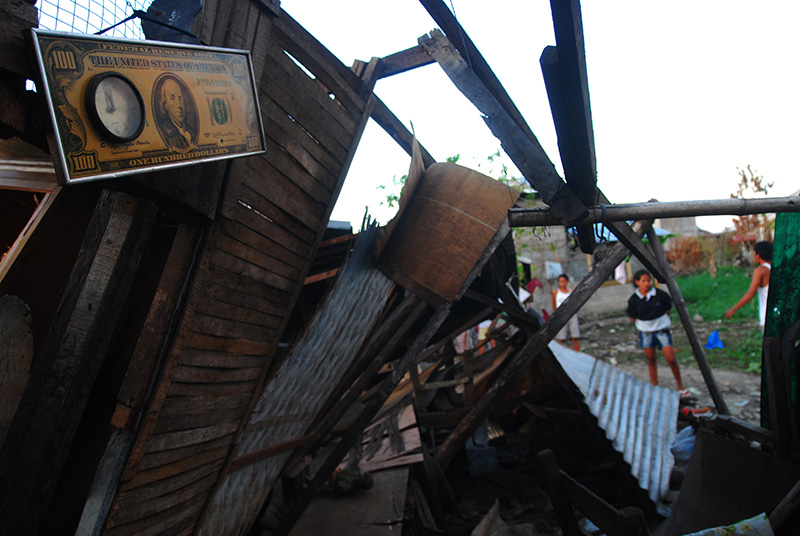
[37,0,154,39]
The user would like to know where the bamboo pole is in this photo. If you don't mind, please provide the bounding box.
[645,224,729,414]
[509,196,800,228]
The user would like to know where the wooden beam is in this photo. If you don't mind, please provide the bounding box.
[509,196,800,227]
[370,96,437,168]
[417,29,586,224]
[0,190,158,534]
[436,222,648,468]
[544,0,598,205]
[645,223,729,414]
[379,44,436,78]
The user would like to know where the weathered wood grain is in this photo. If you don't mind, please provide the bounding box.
[205,263,293,308]
[171,365,264,384]
[212,229,301,281]
[167,380,258,398]
[218,217,308,271]
[207,246,296,294]
[137,436,233,472]
[193,297,282,330]
[379,44,435,78]
[107,472,216,528]
[272,12,365,115]
[190,311,276,342]
[160,391,253,415]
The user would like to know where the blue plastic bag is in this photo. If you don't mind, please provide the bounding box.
[704,329,724,349]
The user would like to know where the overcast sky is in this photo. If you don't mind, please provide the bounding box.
[280,1,799,233]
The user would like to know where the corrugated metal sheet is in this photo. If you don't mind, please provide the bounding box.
[549,342,680,505]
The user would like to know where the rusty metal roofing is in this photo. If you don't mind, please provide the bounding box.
[549,342,680,505]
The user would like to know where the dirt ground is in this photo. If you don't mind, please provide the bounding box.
[575,315,764,426]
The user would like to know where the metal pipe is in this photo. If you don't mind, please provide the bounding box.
[509,196,800,227]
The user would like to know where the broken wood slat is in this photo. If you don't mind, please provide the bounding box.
[261,49,353,161]
[272,12,366,115]
[379,44,436,78]
[0,191,158,535]
[417,29,586,225]
[151,410,248,440]
[418,377,470,390]
[304,268,340,285]
[264,39,360,136]
[437,225,645,469]
[645,224,729,415]
[370,96,437,168]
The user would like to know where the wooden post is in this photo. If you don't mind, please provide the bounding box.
[0,191,157,535]
[645,224,729,415]
[537,449,582,536]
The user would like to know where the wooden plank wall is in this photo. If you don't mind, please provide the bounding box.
[98,6,377,536]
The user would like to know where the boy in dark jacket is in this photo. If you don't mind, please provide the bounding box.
[627,269,685,392]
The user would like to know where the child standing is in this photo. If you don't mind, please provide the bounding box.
[627,269,684,391]
[552,274,580,351]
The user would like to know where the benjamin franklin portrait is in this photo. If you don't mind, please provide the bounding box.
[152,75,198,151]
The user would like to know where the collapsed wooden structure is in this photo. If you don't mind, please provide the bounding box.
[1,1,800,535]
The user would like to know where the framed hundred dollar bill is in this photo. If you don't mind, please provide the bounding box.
[30,29,266,185]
